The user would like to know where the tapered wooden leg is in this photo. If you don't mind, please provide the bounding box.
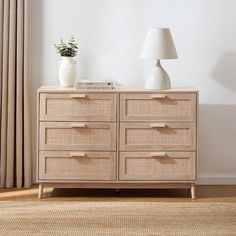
[38,183,44,199]
[191,183,196,200]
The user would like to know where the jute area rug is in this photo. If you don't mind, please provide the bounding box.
[0,202,235,236]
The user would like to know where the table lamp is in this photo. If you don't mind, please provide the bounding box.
[140,27,178,89]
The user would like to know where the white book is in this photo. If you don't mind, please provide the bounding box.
[76,86,115,90]
[77,80,115,87]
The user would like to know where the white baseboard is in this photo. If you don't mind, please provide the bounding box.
[197,174,236,185]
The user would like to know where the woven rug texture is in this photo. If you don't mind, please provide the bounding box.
[0,202,235,236]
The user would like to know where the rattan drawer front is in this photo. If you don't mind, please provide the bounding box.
[119,152,196,181]
[40,122,116,151]
[39,151,116,180]
[120,93,196,121]
[120,122,196,151]
[40,93,116,121]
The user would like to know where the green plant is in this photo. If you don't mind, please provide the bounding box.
[54,36,78,57]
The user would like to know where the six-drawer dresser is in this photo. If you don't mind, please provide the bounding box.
[37,87,198,199]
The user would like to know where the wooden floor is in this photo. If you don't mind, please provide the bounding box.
[0,185,236,202]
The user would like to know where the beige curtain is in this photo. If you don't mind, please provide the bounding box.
[0,0,31,188]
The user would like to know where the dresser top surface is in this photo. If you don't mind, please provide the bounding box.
[38,86,198,93]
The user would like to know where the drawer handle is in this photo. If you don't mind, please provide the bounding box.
[70,94,87,98]
[150,152,167,157]
[150,123,166,128]
[70,123,86,128]
[150,94,166,99]
[70,152,86,157]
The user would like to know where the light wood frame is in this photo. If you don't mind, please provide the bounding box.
[39,122,116,151]
[120,93,196,121]
[119,152,196,181]
[119,122,196,151]
[40,93,116,121]
[37,87,198,200]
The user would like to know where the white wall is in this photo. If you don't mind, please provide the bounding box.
[31,0,236,184]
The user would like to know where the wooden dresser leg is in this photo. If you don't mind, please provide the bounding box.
[191,183,196,200]
[38,183,44,199]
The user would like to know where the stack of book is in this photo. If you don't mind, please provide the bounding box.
[76,80,115,90]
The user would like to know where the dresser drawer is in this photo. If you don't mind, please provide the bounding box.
[119,152,196,181]
[120,122,196,151]
[39,151,116,180]
[39,122,116,151]
[40,93,116,121]
[120,93,196,121]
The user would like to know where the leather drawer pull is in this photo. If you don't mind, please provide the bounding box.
[69,152,86,157]
[70,123,86,128]
[150,152,167,157]
[150,94,166,99]
[70,94,87,98]
[150,123,166,128]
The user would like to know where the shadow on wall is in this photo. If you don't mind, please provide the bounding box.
[31,0,44,182]
[199,104,236,176]
[211,51,236,92]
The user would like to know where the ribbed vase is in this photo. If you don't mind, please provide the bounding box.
[59,56,77,87]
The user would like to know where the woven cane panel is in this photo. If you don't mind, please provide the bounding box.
[120,93,196,121]
[46,99,112,117]
[40,93,116,121]
[125,128,192,148]
[46,157,110,176]
[39,151,116,180]
[125,158,190,178]
[45,128,111,146]
[119,152,195,180]
[126,99,190,117]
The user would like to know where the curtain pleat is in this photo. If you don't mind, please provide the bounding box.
[0,0,3,118]
[0,0,31,188]
[6,0,17,188]
[23,0,31,188]
[16,0,24,188]
[0,0,10,188]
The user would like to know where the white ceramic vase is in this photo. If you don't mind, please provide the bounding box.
[59,56,77,87]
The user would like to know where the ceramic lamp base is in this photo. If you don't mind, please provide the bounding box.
[145,60,171,90]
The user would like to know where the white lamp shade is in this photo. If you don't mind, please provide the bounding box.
[140,27,178,60]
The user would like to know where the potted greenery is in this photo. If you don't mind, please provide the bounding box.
[54,36,78,87]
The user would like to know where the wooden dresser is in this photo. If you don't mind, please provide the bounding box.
[37,87,198,199]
